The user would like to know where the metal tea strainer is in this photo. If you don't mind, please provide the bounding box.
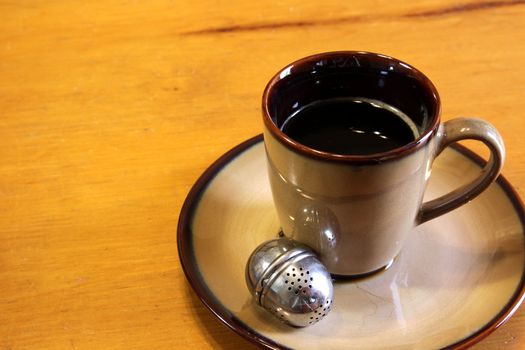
[245,238,334,327]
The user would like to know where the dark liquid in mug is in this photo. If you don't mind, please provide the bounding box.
[281,98,419,155]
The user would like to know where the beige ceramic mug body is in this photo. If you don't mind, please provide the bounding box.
[262,51,505,276]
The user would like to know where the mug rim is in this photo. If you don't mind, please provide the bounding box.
[262,51,442,163]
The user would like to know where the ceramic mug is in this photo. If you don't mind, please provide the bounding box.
[262,51,505,277]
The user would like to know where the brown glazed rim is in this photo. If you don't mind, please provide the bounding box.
[177,135,525,350]
[262,51,442,163]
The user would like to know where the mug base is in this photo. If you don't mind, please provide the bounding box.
[330,259,394,282]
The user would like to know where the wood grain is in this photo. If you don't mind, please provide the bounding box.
[0,0,524,349]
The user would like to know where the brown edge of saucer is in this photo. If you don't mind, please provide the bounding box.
[262,51,442,164]
[177,134,525,350]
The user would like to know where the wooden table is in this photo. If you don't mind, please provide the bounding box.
[1,1,524,348]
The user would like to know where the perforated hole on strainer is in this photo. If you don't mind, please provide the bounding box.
[284,265,315,296]
[307,298,332,325]
[262,253,332,327]
[273,308,287,320]
[287,262,331,324]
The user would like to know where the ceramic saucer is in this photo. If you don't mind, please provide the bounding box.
[178,135,525,350]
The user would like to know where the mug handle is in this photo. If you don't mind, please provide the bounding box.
[417,118,505,224]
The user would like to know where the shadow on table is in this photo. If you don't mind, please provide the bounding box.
[185,284,260,350]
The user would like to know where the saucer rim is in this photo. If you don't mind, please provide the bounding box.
[177,134,525,350]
